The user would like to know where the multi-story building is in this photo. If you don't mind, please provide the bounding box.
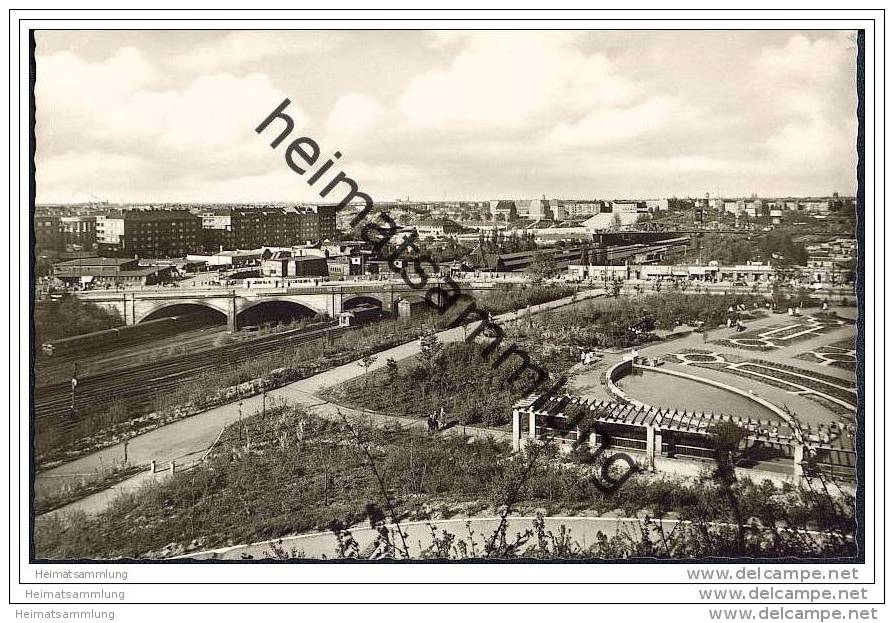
[549,199,566,220]
[230,208,285,249]
[96,213,126,253]
[122,209,201,257]
[59,215,97,251]
[413,220,446,238]
[489,200,518,221]
[644,199,670,212]
[312,205,337,240]
[97,209,201,257]
[204,205,338,251]
[523,198,553,221]
[285,207,321,243]
[200,209,232,231]
[582,200,649,231]
[565,201,607,218]
[611,200,646,214]
[34,214,63,252]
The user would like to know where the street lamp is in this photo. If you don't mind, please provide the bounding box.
[238,400,244,441]
[262,379,267,418]
[70,362,79,416]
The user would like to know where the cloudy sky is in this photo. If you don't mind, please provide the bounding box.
[35,30,858,203]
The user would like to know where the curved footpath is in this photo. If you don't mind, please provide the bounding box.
[176,514,843,561]
[36,288,604,502]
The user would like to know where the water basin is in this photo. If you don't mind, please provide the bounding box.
[617,367,779,420]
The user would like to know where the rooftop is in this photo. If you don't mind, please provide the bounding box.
[55,257,134,268]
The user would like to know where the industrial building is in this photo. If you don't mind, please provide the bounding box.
[261,254,329,278]
[53,256,174,287]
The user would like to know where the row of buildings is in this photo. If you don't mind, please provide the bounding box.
[34,205,338,258]
[567,260,855,286]
[484,193,852,229]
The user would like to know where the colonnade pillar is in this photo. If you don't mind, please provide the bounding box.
[793,443,805,479]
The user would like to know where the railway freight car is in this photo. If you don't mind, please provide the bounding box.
[337,303,385,327]
[40,313,211,357]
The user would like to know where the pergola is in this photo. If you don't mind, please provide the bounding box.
[511,393,854,479]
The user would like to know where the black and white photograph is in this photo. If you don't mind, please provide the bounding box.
[7,8,886,620]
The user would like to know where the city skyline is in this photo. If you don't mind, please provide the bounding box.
[35,30,859,204]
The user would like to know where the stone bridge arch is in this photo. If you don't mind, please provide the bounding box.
[235,298,327,329]
[341,291,395,314]
[342,294,386,311]
[132,298,232,325]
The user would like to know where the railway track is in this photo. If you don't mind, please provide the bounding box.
[34,322,347,424]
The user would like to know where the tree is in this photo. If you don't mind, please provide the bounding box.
[416,329,442,375]
[608,275,624,297]
[359,354,378,388]
[700,234,754,265]
[385,358,399,382]
[526,251,557,284]
[708,420,750,551]
[34,295,124,344]
[760,231,808,265]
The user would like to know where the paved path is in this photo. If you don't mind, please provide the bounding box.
[179,516,663,560]
[178,514,845,561]
[38,392,512,519]
[36,289,603,500]
[40,469,174,520]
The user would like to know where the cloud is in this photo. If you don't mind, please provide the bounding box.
[170,31,343,72]
[548,96,693,149]
[324,93,387,146]
[753,34,857,179]
[754,33,855,87]
[36,43,315,201]
[34,31,859,202]
[398,32,637,129]
[37,151,151,203]
[35,46,157,150]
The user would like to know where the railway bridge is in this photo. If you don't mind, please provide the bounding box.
[72,282,472,331]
